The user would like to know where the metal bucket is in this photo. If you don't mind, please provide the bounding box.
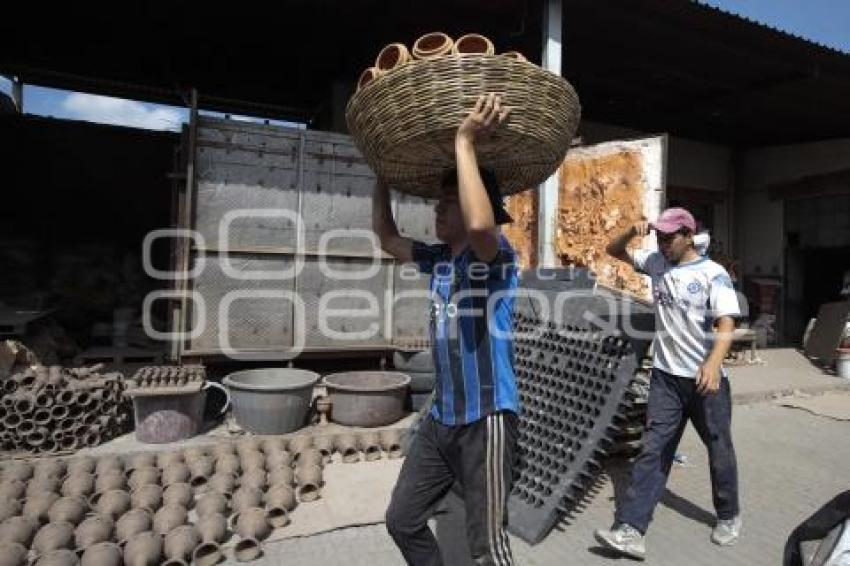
[132,383,230,444]
[322,371,410,427]
[223,368,319,434]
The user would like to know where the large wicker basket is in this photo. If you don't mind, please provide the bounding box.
[346,54,581,198]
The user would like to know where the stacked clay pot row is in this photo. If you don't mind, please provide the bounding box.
[0,364,129,454]
[129,366,205,389]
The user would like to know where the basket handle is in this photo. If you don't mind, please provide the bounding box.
[204,381,231,417]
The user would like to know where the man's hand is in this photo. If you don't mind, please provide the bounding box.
[695,359,722,395]
[456,93,510,145]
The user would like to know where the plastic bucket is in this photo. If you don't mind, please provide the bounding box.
[223,368,319,434]
[322,371,410,427]
[132,383,229,444]
[837,349,850,379]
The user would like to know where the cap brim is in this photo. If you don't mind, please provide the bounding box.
[651,221,680,234]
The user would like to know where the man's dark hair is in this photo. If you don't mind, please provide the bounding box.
[440,167,512,225]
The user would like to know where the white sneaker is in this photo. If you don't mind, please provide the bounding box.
[711,515,742,546]
[594,523,646,560]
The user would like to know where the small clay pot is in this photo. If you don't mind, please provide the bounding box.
[210,443,235,459]
[80,542,122,566]
[33,459,67,481]
[182,446,209,461]
[74,514,114,548]
[230,487,263,513]
[233,537,262,562]
[195,513,227,543]
[125,453,156,473]
[64,457,94,477]
[196,492,228,518]
[265,484,296,512]
[60,473,95,498]
[22,492,60,523]
[94,470,126,494]
[288,435,312,457]
[265,506,290,529]
[334,433,360,463]
[162,483,193,509]
[163,525,200,563]
[34,549,79,566]
[161,463,190,487]
[238,451,265,471]
[128,466,160,490]
[188,457,215,482]
[358,432,381,461]
[94,456,123,476]
[264,450,293,470]
[0,541,28,566]
[192,541,223,566]
[47,496,88,525]
[207,473,236,496]
[0,515,39,545]
[312,436,334,464]
[259,437,285,454]
[153,504,187,535]
[2,462,33,483]
[379,429,404,459]
[29,475,63,497]
[32,520,75,555]
[231,507,271,540]
[267,467,294,487]
[234,437,261,457]
[214,454,240,477]
[90,490,130,520]
[0,479,26,501]
[238,469,267,491]
[156,451,183,470]
[115,508,152,541]
[130,484,162,512]
[0,500,22,523]
[295,448,323,468]
[123,531,162,566]
[295,465,322,503]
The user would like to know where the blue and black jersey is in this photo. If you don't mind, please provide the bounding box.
[411,234,520,425]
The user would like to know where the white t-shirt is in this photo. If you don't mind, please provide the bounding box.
[631,250,741,378]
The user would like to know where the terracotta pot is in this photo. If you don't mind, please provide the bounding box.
[334,433,360,463]
[161,463,190,487]
[379,429,404,459]
[287,435,312,457]
[375,42,412,73]
[500,50,527,62]
[356,67,382,92]
[80,542,122,566]
[156,451,184,470]
[162,483,193,509]
[0,479,26,501]
[312,436,334,464]
[90,490,130,520]
[2,461,33,483]
[125,453,156,473]
[153,504,187,535]
[163,524,200,564]
[32,520,75,555]
[130,484,163,512]
[238,469,267,491]
[47,496,88,525]
[266,484,296,512]
[122,531,162,566]
[0,500,22,523]
[191,541,223,566]
[0,515,38,545]
[196,492,228,518]
[74,514,114,548]
[234,437,261,457]
[115,508,152,542]
[60,473,95,498]
[266,505,290,528]
[412,32,454,59]
[64,457,94,477]
[295,448,323,468]
[214,454,240,477]
[295,464,322,503]
[128,466,160,490]
[206,473,236,496]
[195,513,227,543]
[358,432,381,461]
[94,470,126,494]
[238,451,265,471]
[230,487,263,513]
[451,33,495,56]
[0,541,28,566]
[232,507,270,540]
[264,450,292,470]
[267,467,294,488]
[94,457,123,476]
[29,475,62,497]
[34,549,79,566]
[22,491,60,523]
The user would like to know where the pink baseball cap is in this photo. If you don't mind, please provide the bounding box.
[651,207,696,234]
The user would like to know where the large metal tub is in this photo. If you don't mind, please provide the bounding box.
[322,371,410,427]
[223,368,319,434]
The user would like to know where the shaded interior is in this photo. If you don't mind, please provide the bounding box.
[456,35,489,54]
[415,33,450,54]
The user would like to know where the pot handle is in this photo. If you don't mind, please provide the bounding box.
[204,382,231,417]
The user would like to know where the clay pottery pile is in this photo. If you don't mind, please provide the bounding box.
[334,433,360,464]
[358,432,382,462]
[379,429,405,459]
[231,507,270,562]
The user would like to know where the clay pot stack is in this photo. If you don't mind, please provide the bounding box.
[0,364,129,454]
[129,365,205,390]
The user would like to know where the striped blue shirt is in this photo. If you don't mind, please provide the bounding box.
[411,234,520,425]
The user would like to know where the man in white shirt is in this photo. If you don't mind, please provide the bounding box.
[594,207,742,560]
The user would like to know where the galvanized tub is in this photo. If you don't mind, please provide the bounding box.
[223,368,320,434]
[322,371,410,427]
[132,383,230,444]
